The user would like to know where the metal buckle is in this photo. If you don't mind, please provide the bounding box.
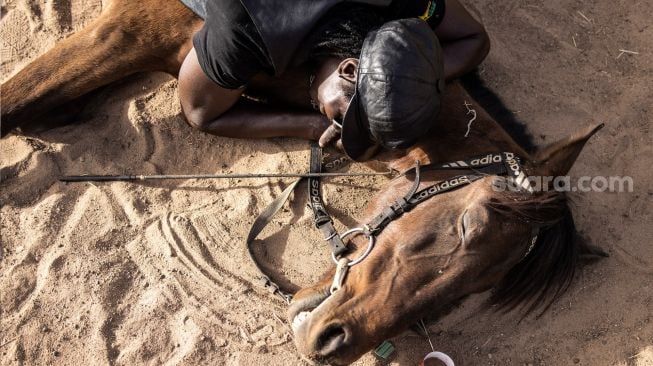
[330,257,350,294]
[331,227,375,266]
[256,275,292,304]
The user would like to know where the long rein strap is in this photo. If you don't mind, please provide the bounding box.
[245,143,352,303]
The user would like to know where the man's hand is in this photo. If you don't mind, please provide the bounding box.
[318,121,343,149]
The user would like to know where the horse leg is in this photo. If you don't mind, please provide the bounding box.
[1,0,202,136]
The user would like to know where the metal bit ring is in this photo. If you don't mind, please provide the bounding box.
[331,227,375,267]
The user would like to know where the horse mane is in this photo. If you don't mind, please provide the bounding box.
[460,71,583,315]
[486,189,580,316]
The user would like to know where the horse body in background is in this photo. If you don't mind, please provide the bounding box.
[0,1,604,364]
[1,0,202,135]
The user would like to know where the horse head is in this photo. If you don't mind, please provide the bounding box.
[289,83,605,365]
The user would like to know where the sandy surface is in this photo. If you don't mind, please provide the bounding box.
[1,0,652,365]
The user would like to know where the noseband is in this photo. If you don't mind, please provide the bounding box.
[246,143,534,303]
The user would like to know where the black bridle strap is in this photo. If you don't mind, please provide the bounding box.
[365,152,531,235]
[364,160,422,234]
[402,152,519,173]
[419,152,533,193]
[365,172,486,235]
[308,143,348,257]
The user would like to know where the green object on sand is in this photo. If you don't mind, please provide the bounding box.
[374,340,395,359]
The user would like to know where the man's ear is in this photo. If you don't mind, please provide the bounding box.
[338,58,359,83]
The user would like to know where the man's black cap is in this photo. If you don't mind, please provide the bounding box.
[341,18,445,160]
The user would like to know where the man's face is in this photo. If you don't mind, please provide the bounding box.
[309,58,358,125]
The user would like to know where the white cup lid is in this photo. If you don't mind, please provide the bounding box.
[423,351,455,366]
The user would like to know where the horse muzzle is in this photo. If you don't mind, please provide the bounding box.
[289,286,362,365]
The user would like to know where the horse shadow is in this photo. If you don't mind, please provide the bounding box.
[460,71,536,153]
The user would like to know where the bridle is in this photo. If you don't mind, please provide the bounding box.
[246,142,535,304]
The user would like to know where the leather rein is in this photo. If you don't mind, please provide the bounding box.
[246,142,534,304]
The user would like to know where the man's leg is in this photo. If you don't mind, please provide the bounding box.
[178,48,329,140]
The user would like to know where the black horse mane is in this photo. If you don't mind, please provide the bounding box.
[460,71,586,315]
[486,190,582,316]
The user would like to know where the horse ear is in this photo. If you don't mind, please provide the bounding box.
[528,123,604,177]
[575,231,609,259]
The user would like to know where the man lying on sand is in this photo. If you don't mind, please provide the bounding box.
[178,0,489,160]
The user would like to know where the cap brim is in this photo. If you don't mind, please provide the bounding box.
[341,92,378,161]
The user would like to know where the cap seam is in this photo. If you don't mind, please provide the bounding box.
[359,72,440,86]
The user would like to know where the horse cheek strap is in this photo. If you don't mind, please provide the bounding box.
[308,143,348,257]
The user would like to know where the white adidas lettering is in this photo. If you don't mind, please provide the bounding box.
[310,180,324,210]
[471,154,503,166]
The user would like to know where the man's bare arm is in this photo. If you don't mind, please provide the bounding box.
[434,0,490,81]
[198,99,329,140]
[179,47,329,140]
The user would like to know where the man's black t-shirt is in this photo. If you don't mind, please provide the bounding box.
[193,0,446,89]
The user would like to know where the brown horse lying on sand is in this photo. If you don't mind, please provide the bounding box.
[288,86,605,364]
[1,0,605,364]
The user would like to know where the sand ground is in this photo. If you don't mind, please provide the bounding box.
[1,0,652,365]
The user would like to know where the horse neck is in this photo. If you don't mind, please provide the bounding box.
[375,82,531,172]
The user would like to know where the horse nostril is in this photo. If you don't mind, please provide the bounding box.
[316,324,350,356]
